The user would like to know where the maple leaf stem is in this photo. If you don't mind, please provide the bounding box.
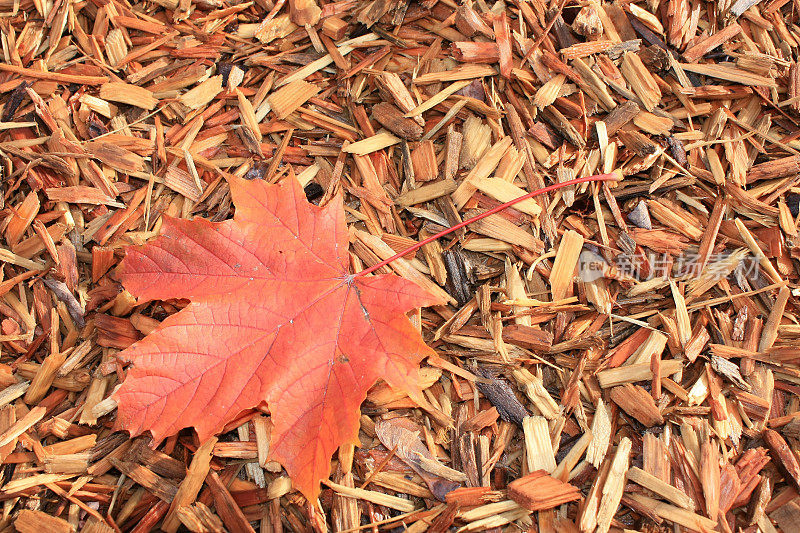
[355,173,618,278]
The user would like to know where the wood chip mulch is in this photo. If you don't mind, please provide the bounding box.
[2,0,800,530]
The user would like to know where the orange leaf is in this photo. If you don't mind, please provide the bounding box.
[114,176,443,500]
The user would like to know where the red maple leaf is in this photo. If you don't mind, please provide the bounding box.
[114,176,442,499]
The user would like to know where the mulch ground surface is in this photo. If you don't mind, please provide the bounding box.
[2,0,800,531]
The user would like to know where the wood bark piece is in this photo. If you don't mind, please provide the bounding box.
[372,102,423,140]
[474,367,530,426]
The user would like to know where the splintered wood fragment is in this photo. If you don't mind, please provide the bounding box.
[325,480,416,512]
[344,132,400,155]
[540,105,585,148]
[24,349,66,405]
[411,141,438,182]
[267,80,320,119]
[571,58,616,110]
[473,178,541,217]
[467,211,542,252]
[770,501,800,532]
[85,142,144,173]
[163,437,218,533]
[627,467,695,510]
[701,440,720,519]
[493,13,512,77]
[508,470,580,511]
[735,218,784,284]
[602,101,640,136]
[451,42,500,63]
[0,406,45,448]
[502,324,553,352]
[110,458,179,502]
[760,286,790,352]
[395,180,457,206]
[626,493,718,530]
[620,52,661,111]
[164,166,203,202]
[648,200,703,241]
[44,435,96,455]
[523,416,556,473]
[730,0,762,16]
[764,429,800,492]
[512,368,559,419]
[610,384,664,426]
[446,487,503,507]
[586,398,611,468]
[176,502,225,533]
[580,448,612,531]
[205,471,256,533]
[747,155,800,183]
[683,24,742,62]
[552,430,593,481]
[550,230,584,301]
[405,80,472,118]
[596,438,631,533]
[669,280,692,347]
[99,83,158,110]
[452,136,513,208]
[180,76,223,110]
[597,359,683,388]
[3,474,74,494]
[43,453,90,475]
[0,249,46,271]
[0,387,24,414]
[16,363,89,391]
[237,89,262,143]
[0,63,108,84]
[373,102,423,140]
[376,71,424,126]
[456,505,530,533]
[254,14,297,43]
[413,65,497,85]
[5,192,39,246]
[322,16,348,40]
[532,75,565,110]
[45,187,123,207]
[679,63,777,87]
[14,510,73,533]
[457,499,523,521]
